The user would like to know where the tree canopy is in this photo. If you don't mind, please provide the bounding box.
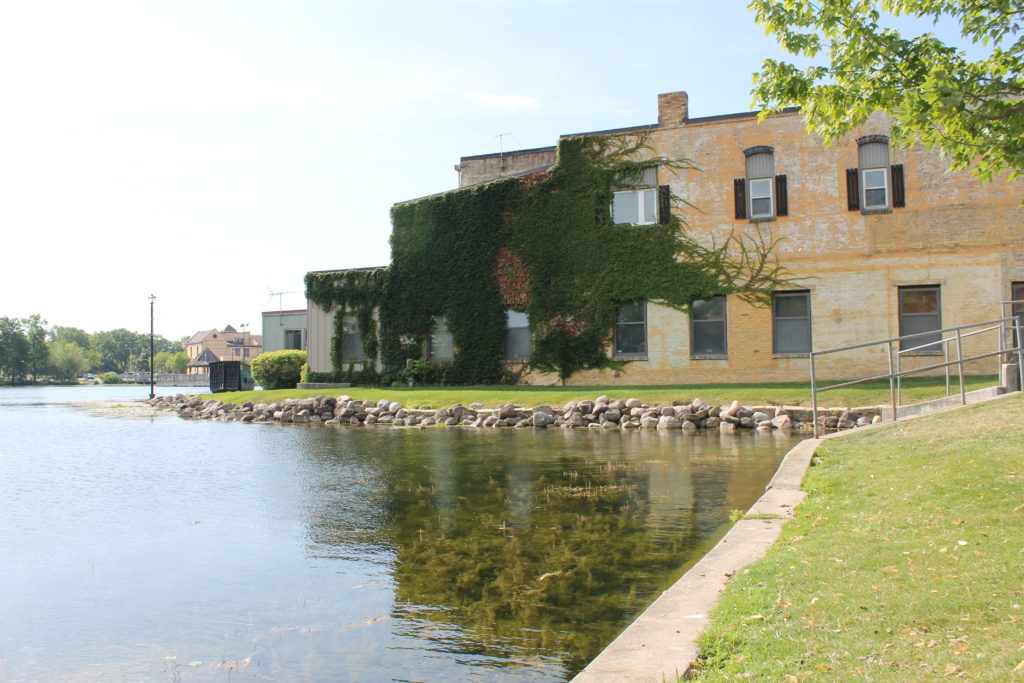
[750,0,1024,181]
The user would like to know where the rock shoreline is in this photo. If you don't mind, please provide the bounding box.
[148,394,882,432]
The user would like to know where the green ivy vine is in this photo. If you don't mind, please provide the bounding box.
[305,133,793,385]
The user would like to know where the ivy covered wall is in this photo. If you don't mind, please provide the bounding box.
[305,134,789,385]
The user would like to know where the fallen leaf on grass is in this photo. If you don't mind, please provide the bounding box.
[742,614,765,621]
[945,663,962,675]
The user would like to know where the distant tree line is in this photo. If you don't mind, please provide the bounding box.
[0,315,188,384]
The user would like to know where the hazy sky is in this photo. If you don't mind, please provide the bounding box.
[0,0,971,341]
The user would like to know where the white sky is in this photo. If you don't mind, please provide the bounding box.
[0,0,974,341]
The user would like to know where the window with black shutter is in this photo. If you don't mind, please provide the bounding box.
[734,178,746,219]
[846,168,860,211]
[891,164,906,207]
[611,166,659,225]
[851,135,906,213]
[775,174,788,216]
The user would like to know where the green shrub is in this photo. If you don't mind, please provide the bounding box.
[251,350,307,389]
[99,371,121,384]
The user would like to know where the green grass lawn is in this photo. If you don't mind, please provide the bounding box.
[688,393,1024,681]
[197,375,998,410]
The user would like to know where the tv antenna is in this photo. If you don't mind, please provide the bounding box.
[266,288,296,313]
[496,132,512,169]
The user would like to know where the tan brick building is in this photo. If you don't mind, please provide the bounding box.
[452,92,1024,384]
[307,90,1024,385]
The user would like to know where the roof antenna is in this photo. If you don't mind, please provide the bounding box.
[496,132,512,170]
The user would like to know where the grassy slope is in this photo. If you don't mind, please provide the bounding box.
[689,394,1024,681]
[199,376,997,410]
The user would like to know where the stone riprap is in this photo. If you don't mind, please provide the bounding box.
[148,395,882,432]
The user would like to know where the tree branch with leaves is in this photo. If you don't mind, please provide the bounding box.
[750,0,1024,182]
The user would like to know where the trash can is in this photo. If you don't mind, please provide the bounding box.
[209,361,255,393]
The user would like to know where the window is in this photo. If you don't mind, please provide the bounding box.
[749,178,773,218]
[612,167,659,225]
[340,316,366,362]
[899,286,942,353]
[614,301,647,357]
[503,310,531,360]
[691,296,727,357]
[734,147,787,220]
[284,329,303,350]
[847,135,905,212]
[427,316,453,361]
[773,291,812,354]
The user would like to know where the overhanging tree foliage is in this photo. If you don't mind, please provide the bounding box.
[750,0,1024,181]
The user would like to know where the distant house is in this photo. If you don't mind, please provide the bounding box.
[186,347,220,375]
[183,325,263,375]
[261,309,307,353]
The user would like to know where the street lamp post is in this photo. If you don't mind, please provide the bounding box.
[148,294,156,399]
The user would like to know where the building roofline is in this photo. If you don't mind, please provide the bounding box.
[262,309,307,316]
[459,145,557,163]
[458,107,804,163]
[305,265,388,275]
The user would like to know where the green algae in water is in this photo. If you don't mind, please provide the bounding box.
[308,427,799,676]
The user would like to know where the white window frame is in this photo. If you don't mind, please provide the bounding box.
[862,167,889,210]
[612,187,658,225]
[749,177,774,219]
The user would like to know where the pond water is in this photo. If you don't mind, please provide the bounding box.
[0,385,800,682]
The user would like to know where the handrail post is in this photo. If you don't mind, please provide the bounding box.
[887,341,897,422]
[955,328,966,405]
[1016,317,1024,393]
[810,351,819,439]
[896,339,902,409]
[943,339,950,397]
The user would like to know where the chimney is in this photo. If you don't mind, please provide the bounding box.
[658,91,689,125]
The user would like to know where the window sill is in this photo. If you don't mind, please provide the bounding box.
[690,354,728,360]
[772,353,809,359]
[861,207,892,215]
[613,355,648,361]
[750,216,776,223]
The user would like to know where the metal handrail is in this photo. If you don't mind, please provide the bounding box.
[894,323,1004,406]
[809,315,1024,438]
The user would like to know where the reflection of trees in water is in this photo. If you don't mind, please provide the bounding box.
[300,427,793,675]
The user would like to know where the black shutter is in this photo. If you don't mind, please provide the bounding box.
[775,174,788,216]
[658,184,671,225]
[734,178,746,219]
[846,168,860,211]
[891,164,905,208]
